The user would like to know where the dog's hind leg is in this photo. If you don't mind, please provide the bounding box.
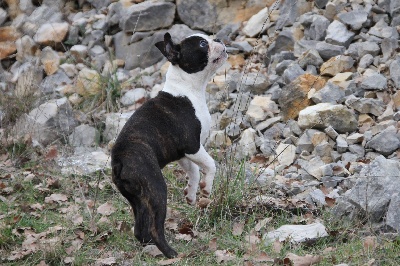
[178,158,200,205]
[112,160,177,258]
[185,145,216,198]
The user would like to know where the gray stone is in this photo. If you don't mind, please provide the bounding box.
[301,14,330,41]
[333,156,400,224]
[276,60,294,76]
[389,56,400,88]
[275,0,312,30]
[298,49,323,68]
[358,54,374,69]
[120,88,147,107]
[366,126,400,156]
[40,70,72,94]
[246,95,279,125]
[316,42,346,61]
[177,0,267,33]
[309,189,327,206]
[311,82,345,104]
[57,147,110,175]
[381,38,399,60]
[231,92,252,113]
[231,41,253,53]
[282,64,305,84]
[207,130,231,148]
[88,45,105,58]
[69,124,100,147]
[22,5,63,36]
[348,144,365,158]
[104,112,134,142]
[259,138,276,156]
[238,128,257,158]
[338,10,368,30]
[119,1,175,32]
[345,95,385,116]
[298,103,358,133]
[386,193,400,232]
[0,8,7,26]
[265,31,295,65]
[87,0,111,10]
[324,126,338,140]
[346,42,380,59]
[263,222,328,245]
[225,122,241,138]
[315,142,333,163]
[347,133,364,145]
[13,98,77,146]
[297,129,321,153]
[336,135,348,153]
[368,19,399,39]
[294,39,319,57]
[215,23,240,44]
[255,116,281,132]
[298,156,325,179]
[315,0,329,8]
[325,20,355,47]
[242,7,269,37]
[361,71,387,90]
[240,73,270,94]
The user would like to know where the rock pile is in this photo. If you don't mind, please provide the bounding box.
[1,0,400,233]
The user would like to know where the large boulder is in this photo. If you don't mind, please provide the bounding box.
[176,0,271,32]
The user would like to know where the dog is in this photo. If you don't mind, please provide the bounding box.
[111,32,227,258]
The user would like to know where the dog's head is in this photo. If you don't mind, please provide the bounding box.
[155,33,227,75]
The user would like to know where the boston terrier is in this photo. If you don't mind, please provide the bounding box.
[111,32,227,258]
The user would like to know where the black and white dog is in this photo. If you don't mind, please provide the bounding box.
[111,33,227,258]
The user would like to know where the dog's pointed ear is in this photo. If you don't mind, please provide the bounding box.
[155,32,180,65]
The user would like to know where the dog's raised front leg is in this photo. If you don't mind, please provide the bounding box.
[178,158,200,205]
[185,145,216,198]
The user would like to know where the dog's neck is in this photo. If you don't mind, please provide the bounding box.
[162,64,213,99]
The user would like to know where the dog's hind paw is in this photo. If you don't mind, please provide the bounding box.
[199,181,210,198]
[184,187,196,205]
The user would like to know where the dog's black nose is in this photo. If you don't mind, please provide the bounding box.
[214,38,222,43]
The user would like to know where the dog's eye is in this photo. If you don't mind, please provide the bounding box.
[199,40,208,48]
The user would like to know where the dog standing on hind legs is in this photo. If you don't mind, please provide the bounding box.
[111,32,227,258]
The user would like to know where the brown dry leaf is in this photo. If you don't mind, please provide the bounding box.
[244,230,260,245]
[198,197,211,208]
[363,236,378,250]
[165,218,179,231]
[30,203,44,211]
[36,260,48,266]
[244,251,274,263]
[45,145,58,160]
[254,217,272,231]
[178,221,193,236]
[72,214,83,226]
[97,202,115,216]
[143,245,163,257]
[116,221,131,233]
[95,257,116,265]
[175,233,193,241]
[45,193,68,204]
[209,237,217,251]
[157,258,181,265]
[232,221,245,236]
[273,239,283,253]
[285,253,322,266]
[215,250,236,263]
[64,257,74,264]
[322,247,335,254]
[46,178,60,189]
[325,197,336,207]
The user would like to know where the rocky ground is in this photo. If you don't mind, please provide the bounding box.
[1,0,400,264]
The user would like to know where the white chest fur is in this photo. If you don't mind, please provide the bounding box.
[162,80,211,144]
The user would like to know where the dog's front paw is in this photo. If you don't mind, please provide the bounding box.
[199,181,211,198]
[184,187,196,205]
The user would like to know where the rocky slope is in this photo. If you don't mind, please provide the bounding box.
[1,0,400,233]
